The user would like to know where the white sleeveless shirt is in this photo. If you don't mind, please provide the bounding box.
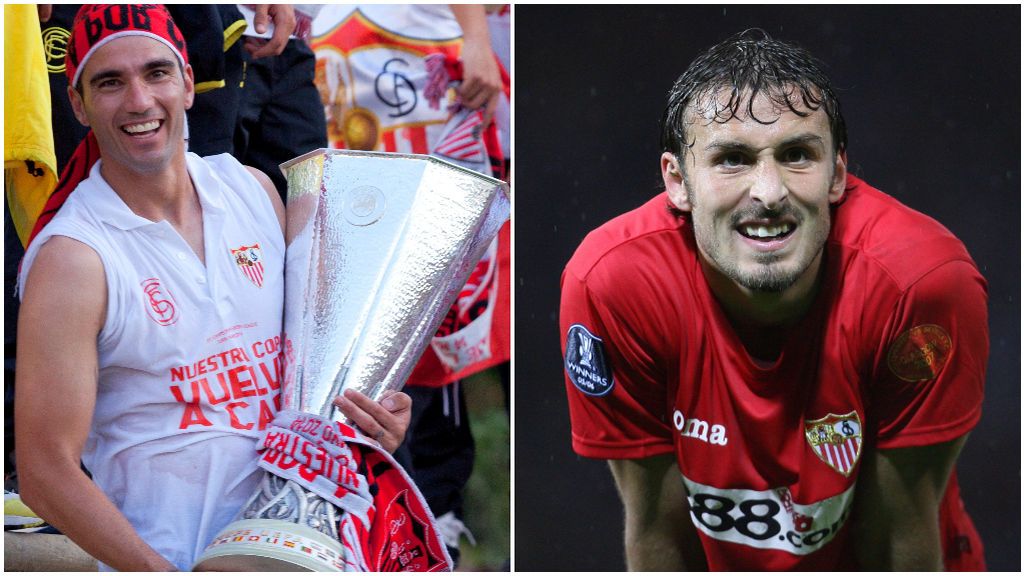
[19,153,285,570]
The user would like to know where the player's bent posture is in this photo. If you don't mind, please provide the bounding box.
[560,30,986,570]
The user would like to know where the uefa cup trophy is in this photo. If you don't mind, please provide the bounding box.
[192,149,509,571]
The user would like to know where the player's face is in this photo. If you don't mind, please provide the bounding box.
[663,89,846,294]
[69,36,194,176]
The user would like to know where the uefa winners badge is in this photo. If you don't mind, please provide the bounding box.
[193,150,509,570]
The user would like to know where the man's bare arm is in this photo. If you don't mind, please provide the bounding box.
[608,455,707,570]
[853,435,967,570]
[16,237,176,571]
[245,166,285,235]
[448,4,503,126]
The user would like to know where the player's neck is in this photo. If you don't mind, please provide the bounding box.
[701,251,824,332]
[101,153,196,226]
[101,154,207,264]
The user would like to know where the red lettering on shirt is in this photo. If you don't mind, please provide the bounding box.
[179,404,212,428]
[252,335,281,359]
[202,374,231,405]
[166,340,285,430]
[236,347,252,364]
[229,365,259,398]
[258,398,276,430]
[260,355,283,391]
[170,345,253,382]
[226,401,253,430]
[169,381,213,429]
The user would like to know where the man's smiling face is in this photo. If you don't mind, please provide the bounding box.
[664,87,847,294]
[69,35,194,177]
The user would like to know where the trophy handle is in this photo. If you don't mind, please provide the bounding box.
[239,473,342,541]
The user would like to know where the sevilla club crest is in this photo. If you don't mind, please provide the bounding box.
[805,411,863,477]
[140,277,178,326]
[231,244,265,288]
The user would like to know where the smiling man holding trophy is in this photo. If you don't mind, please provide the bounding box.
[14,4,508,572]
[193,149,509,571]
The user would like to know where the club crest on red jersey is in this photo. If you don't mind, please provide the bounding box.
[140,277,178,326]
[805,411,862,477]
[231,243,265,288]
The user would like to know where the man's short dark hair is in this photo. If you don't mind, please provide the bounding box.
[660,29,848,161]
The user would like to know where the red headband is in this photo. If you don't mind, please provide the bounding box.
[66,4,188,88]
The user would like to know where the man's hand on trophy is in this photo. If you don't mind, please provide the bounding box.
[332,389,412,453]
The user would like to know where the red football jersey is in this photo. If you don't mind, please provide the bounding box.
[560,175,987,570]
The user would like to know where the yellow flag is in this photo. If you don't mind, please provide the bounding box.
[5,4,58,248]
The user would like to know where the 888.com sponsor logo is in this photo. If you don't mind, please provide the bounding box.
[681,475,856,555]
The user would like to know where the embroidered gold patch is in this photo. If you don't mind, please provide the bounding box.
[43,26,71,74]
[887,324,952,382]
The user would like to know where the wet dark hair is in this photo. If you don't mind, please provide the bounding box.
[660,29,847,161]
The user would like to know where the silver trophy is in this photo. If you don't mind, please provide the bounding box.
[192,149,510,571]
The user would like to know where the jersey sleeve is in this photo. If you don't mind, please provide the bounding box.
[560,257,675,460]
[870,259,988,449]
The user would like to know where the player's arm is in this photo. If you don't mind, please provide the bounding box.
[854,259,987,570]
[449,4,503,125]
[16,237,176,571]
[245,166,285,235]
[852,435,967,570]
[609,455,707,571]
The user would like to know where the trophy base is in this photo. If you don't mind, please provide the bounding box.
[192,518,346,572]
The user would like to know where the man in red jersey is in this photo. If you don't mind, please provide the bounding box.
[560,29,987,570]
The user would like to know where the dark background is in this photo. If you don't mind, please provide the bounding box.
[514,5,1020,571]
